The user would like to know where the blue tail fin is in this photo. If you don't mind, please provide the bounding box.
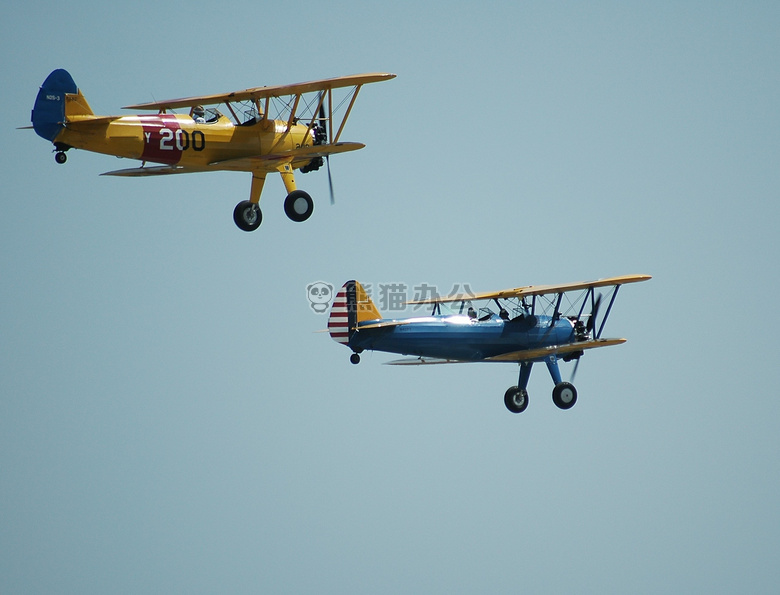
[32,69,79,142]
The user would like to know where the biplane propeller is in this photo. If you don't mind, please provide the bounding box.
[28,69,394,231]
[327,275,651,413]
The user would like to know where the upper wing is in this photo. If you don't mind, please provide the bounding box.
[124,73,396,111]
[406,274,652,305]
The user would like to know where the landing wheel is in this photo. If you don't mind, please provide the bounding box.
[284,190,314,222]
[233,200,262,232]
[552,382,577,410]
[55,151,67,164]
[350,353,361,365]
[504,386,529,413]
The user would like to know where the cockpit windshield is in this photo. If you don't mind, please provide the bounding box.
[203,107,223,123]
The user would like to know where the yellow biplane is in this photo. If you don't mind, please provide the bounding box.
[29,69,395,230]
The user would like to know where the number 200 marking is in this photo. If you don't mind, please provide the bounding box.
[159,128,205,151]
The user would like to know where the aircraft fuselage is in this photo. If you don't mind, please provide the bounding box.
[56,114,315,171]
[349,314,576,361]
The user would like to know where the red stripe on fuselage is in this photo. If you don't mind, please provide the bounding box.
[140,114,183,165]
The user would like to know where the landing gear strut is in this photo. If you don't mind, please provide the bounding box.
[502,360,579,413]
[53,143,70,164]
[504,362,532,413]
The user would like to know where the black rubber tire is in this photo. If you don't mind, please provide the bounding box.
[233,201,262,231]
[284,190,314,222]
[552,382,578,410]
[504,387,529,413]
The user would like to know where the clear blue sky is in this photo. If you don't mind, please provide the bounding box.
[2,1,779,593]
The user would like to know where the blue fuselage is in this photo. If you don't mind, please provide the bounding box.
[348,314,576,361]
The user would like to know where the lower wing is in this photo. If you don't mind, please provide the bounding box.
[385,357,470,366]
[100,165,207,177]
[100,142,365,177]
[484,338,627,363]
[385,338,627,366]
[208,142,365,172]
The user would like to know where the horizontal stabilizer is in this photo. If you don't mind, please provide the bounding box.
[356,319,413,331]
[63,116,122,131]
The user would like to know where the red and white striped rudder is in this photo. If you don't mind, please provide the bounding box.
[328,283,352,344]
[328,280,382,346]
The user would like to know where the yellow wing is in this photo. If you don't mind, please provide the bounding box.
[100,165,207,177]
[207,142,365,172]
[385,339,626,366]
[384,338,627,365]
[124,73,396,111]
[406,274,652,305]
[483,338,627,362]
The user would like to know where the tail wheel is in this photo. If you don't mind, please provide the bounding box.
[233,201,262,232]
[55,151,67,164]
[350,353,361,364]
[504,387,528,413]
[552,382,577,410]
[284,190,314,222]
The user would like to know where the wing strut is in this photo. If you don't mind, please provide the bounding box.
[303,92,328,141]
[551,292,564,324]
[328,89,333,144]
[574,287,594,325]
[596,285,621,339]
[224,102,240,123]
[333,85,362,144]
[286,94,301,131]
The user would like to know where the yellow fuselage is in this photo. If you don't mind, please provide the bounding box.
[56,114,315,172]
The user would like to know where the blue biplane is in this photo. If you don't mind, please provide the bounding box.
[328,275,650,413]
